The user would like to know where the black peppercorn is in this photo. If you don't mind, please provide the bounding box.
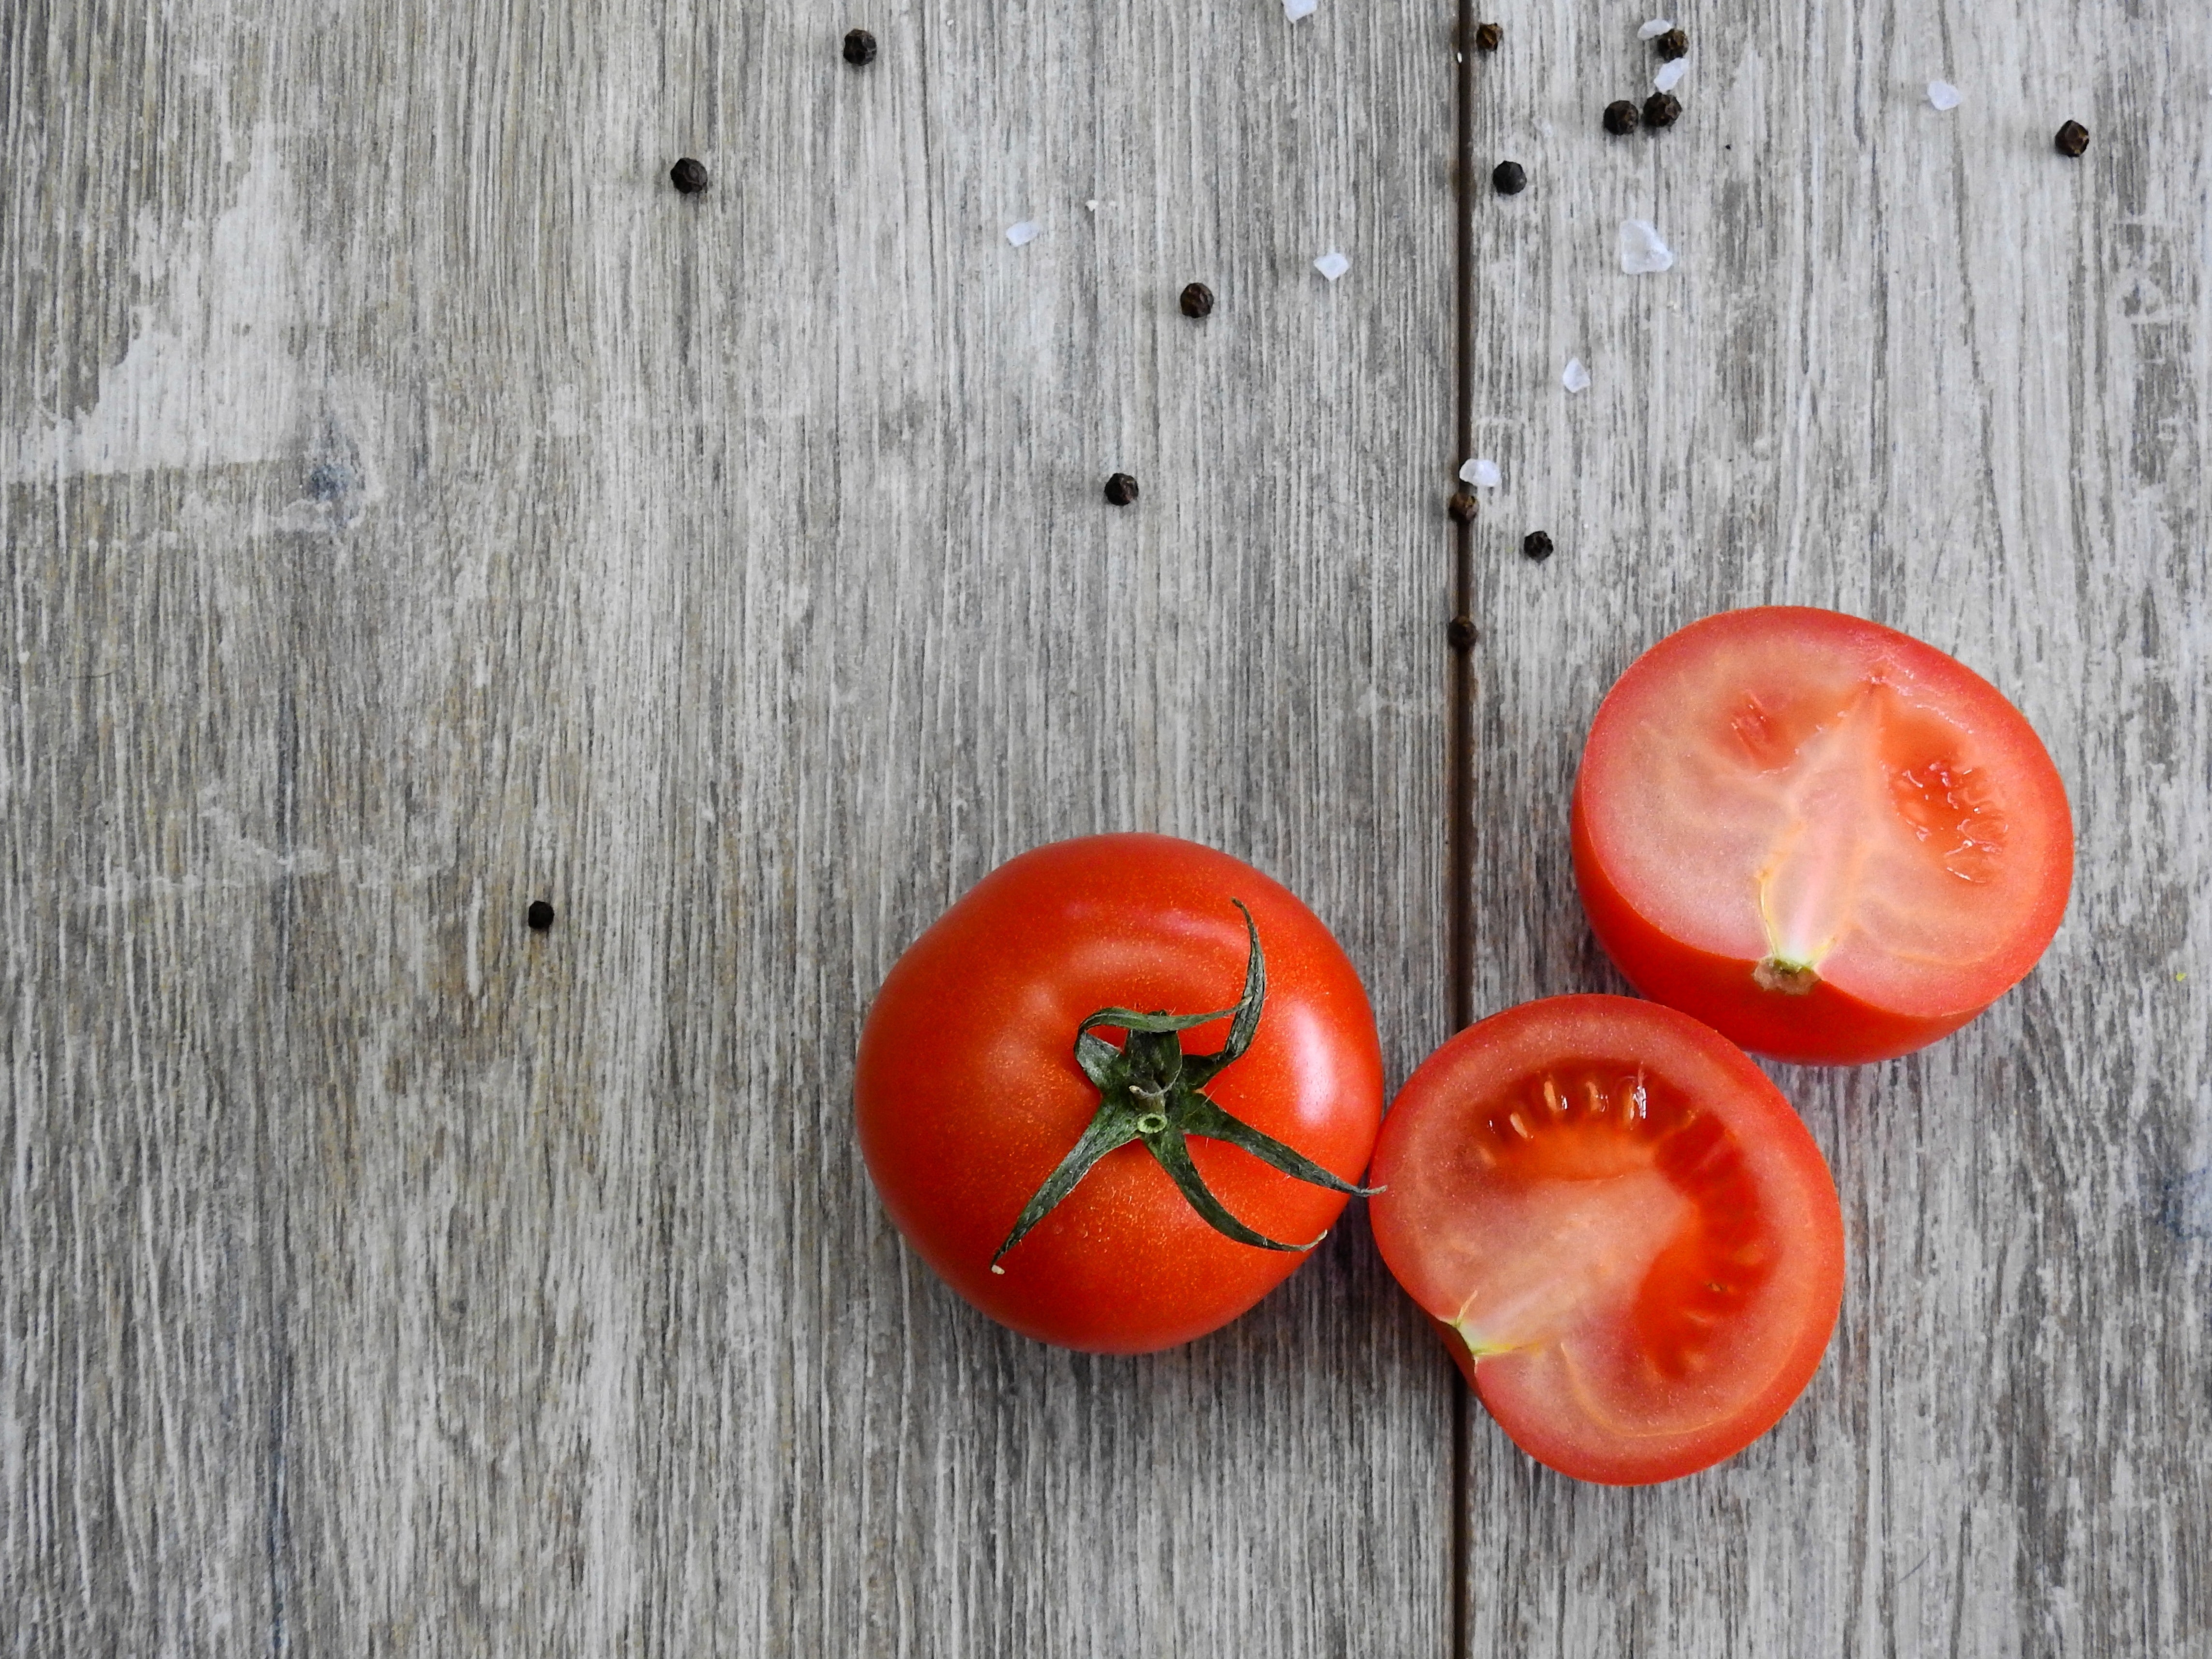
[1179,282,1215,318]
[843,29,877,65]
[1492,160,1527,195]
[1473,21,1502,51]
[1643,91,1682,129]
[2054,120,2089,157]
[527,900,556,931]
[1446,616,1477,651]
[1603,100,1640,136]
[1104,473,1140,506]
[1655,27,1688,59]
[669,158,709,194]
[1448,491,1478,524]
[1521,531,1554,562]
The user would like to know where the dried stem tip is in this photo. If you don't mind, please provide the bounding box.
[1603,100,1641,136]
[1655,27,1689,59]
[1179,282,1215,318]
[843,29,877,65]
[669,158,709,194]
[1644,91,1682,129]
[1448,491,1479,524]
[1104,473,1141,506]
[2054,120,2090,157]
[1473,21,1502,51]
[1492,160,1528,195]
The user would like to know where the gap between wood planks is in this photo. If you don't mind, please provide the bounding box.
[1447,3,1477,1658]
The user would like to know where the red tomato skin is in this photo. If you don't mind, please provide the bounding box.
[1373,995,1846,1486]
[855,834,1384,1354]
[1571,607,2074,1066]
[1571,805,1961,1065]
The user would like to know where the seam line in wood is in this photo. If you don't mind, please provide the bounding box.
[1447,6,1478,1659]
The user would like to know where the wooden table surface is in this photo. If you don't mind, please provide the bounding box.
[4,0,2207,1652]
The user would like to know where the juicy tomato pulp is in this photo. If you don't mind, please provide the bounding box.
[1371,996,1843,1485]
[856,835,1384,1353]
[1574,607,2073,1064]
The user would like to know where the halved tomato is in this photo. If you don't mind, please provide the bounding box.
[1573,607,2073,1064]
[1370,995,1844,1486]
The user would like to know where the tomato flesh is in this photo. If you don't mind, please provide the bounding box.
[1573,607,2073,1063]
[1371,995,1843,1486]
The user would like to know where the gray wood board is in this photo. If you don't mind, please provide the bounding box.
[2,0,1455,1654]
[1460,2,2209,1656]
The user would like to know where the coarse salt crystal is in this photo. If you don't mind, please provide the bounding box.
[1460,458,1502,488]
[1653,57,1687,93]
[1637,17,1673,39]
[1085,199,1101,213]
[1619,218,1676,274]
[1927,80,1960,111]
[1563,357,1591,393]
[1006,220,1041,247]
[1285,0,1317,19]
[1314,250,1350,281]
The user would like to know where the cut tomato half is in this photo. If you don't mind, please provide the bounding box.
[1370,995,1844,1486]
[1573,607,2073,1064]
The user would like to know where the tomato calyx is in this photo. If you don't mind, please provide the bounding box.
[991,901,1379,1268]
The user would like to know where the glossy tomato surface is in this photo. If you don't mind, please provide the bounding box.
[1371,995,1844,1486]
[1573,607,2073,1064]
[856,834,1384,1353]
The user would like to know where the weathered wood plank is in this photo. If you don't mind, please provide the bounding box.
[2,0,1456,1652]
[1460,2,2209,1654]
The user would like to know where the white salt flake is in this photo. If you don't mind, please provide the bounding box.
[1314,250,1351,281]
[1562,357,1591,393]
[1927,80,1961,111]
[1637,17,1673,39]
[1085,199,1101,213]
[1653,57,1688,93]
[1460,458,1502,488]
[1005,220,1041,247]
[1619,218,1676,275]
[1284,0,1317,19]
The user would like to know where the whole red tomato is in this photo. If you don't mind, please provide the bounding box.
[1573,607,2073,1064]
[856,834,1384,1353]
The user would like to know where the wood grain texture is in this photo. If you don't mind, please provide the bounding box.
[1460,1,2210,1655]
[2,0,1454,1653]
